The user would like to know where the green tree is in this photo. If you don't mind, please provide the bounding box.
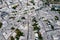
[30,0,35,5]
[51,25,54,30]
[51,7,55,11]
[10,36,14,40]
[0,22,2,28]
[38,32,43,40]
[54,16,59,20]
[15,29,24,37]
[21,17,25,19]
[11,27,15,30]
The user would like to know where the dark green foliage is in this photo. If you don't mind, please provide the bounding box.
[51,25,54,30]
[30,0,35,5]
[58,11,60,14]
[51,7,55,11]
[32,17,37,22]
[15,36,19,40]
[27,3,30,6]
[32,22,40,30]
[30,7,35,10]
[10,36,14,40]
[9,17,15,19]
[12,5,18,9]
[54,0,60,2]
[38,33,43,40]
[21,17,25,19]
[24,12,27,14]
[56,9,60,11]
[32,17,40,30]
[15,29,24,40]
[17,20,21,22]
[44,20,48,22]
[34,26,40,30]
[0,22,2,28]
[54,16,59,20]
[32,23,38,26]
[12,11,17,13]
[15,29,24,37]
[11,27,15,30]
